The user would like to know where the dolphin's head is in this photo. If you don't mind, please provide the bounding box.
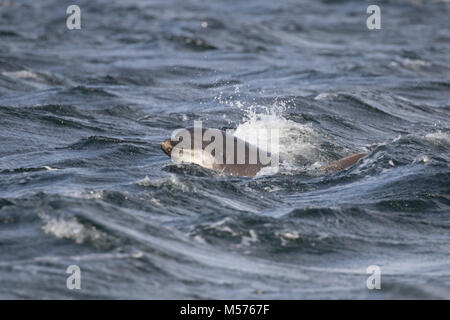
[161,138,179,157]
[161,133,215,169]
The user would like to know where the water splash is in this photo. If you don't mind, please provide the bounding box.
[219,90,326,168]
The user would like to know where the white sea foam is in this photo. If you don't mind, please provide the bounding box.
[137,174,194,192]
[424,131,450,146]
[230,100,323,165]
[39,212,104,244]
[2,70,44,81]
[390,58,432,70]
[136,175,152,187]
[314,92,339,101]
[43,166,58,171]
[255,165,280,177]
[240,229,258,246]
[67,190,104,200]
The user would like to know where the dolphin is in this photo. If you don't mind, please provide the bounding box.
[161,128,271,177]
[161,128,366,177]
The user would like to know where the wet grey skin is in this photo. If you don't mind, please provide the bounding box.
[161,128,367,177]
[161,128,268,177]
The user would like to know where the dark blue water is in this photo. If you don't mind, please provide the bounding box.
[0,0,449,299]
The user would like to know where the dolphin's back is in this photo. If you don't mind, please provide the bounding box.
[180,128,272,177]
[320,152,367,172]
